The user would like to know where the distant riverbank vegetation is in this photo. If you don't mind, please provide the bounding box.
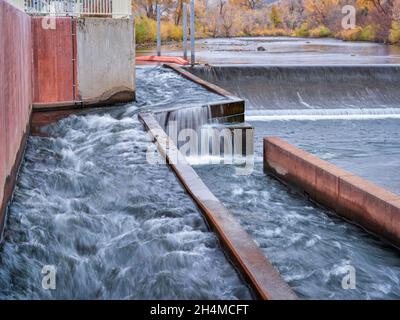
[134,0,400,46]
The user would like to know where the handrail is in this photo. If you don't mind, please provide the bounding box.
[8,0,132,18]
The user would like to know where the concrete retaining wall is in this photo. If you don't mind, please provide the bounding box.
[264,137,400,247]
[76,18,135,104]
[32,17,77,104]
[0,0,32,234]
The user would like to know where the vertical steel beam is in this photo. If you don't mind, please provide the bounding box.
[183,2,188,60]
[157,4,161,56]
[190,0,195,65]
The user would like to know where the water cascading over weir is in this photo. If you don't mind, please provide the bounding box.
[0,2,296,297]
[175,63,400,299]
[184,64,400,246]
[187,64,400,118]
[2,0,400,299]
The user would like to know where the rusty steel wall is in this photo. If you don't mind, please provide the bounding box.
[32,17,78,104]
[0,0,32,232]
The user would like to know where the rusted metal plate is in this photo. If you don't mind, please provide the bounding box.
[136,56,189,65]
[32,17,76,104]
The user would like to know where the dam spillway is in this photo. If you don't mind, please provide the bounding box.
[183,64,400,299]
[186,64,400,194]
[187,65,400,111]
[1,63,400,300]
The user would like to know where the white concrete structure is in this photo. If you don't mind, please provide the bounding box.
[77,17,135,104]
[6,0,25,10]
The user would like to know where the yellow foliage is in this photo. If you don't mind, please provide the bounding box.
[135,0,397,45]
[293,22,310,37]
[161,22,183,42]
[309,25,333,38]
[337,25,378,42]
[338,27,363,41]
[136,15,183,44]
[253,28,289,37]
[389,22,400,44]
[135,16,157,43]
[358,24,378,41]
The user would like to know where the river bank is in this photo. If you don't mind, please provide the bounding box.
[136,37,400,65]
[136,35,400,50]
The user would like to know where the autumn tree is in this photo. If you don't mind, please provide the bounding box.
[270,5,283,27]
[277,0,306,29]
[231,0,263,10]
[304,0,340,25]
[357,0,395,40]
[357,0,394,16]
[133,0,399,44]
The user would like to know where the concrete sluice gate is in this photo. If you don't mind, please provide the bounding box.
[1,64,400,300]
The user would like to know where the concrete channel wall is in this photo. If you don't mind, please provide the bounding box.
[0,0,32,234]
[77,18,135,104]
[264,137,400,247]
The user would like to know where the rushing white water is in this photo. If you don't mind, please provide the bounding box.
[188,64,400,299]
[194,119,400,299]
[154,105,215,134]
[246,108,400,121]
[0,67,251,300]
[188,65,400,110]
[2,63,400,300]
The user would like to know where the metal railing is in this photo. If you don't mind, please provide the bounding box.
[8,0,132,18]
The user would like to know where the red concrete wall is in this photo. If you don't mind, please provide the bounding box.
[0,0,32,230]
[264,137,400,247]
[32,17,77,104]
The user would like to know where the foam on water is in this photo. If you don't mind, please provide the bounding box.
[246,108,400,121]
[2,63,400,300]
[0,67,251,299]
[188,64,400,299]
[194,155,400,299]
